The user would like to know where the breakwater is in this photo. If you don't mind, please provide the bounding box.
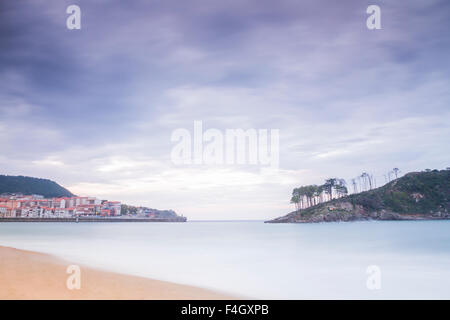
[0,217,187,223]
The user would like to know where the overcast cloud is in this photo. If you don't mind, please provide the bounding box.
[1,0,449,219]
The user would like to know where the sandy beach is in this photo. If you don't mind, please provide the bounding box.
[0,246,235,300]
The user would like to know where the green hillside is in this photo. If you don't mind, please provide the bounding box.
[348,169,450,214]
[0,175,74,198]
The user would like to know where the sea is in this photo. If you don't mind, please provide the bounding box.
[1,220,450,299]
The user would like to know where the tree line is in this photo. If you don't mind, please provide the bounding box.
[291,168,402,211]
[290,178,348,211]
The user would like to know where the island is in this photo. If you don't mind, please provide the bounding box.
[266,169,450,223]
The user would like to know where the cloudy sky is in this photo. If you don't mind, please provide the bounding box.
[1,0,449,220]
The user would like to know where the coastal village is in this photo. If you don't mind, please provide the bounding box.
[0,194,122,218]
[0,192,185,221]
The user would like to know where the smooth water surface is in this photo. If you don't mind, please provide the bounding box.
[1,220,450,299]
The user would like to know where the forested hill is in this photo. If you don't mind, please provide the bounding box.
[267,169,450,223]
[0,175,74,198]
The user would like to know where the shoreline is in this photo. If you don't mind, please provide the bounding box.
[266,215,450,223]
[0,217,187,223]
[0,245,237,300]
[266,209,450,224]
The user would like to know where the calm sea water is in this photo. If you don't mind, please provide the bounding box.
[1,220,450,299]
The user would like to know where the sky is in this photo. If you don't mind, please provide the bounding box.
[1,0,449,220]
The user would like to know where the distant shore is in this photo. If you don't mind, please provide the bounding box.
[0,217,187,223]
[0,246,234,300]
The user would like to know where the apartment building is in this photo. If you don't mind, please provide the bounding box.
[0,194,121,218]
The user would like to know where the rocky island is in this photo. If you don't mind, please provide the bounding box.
[266,169,450,223]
